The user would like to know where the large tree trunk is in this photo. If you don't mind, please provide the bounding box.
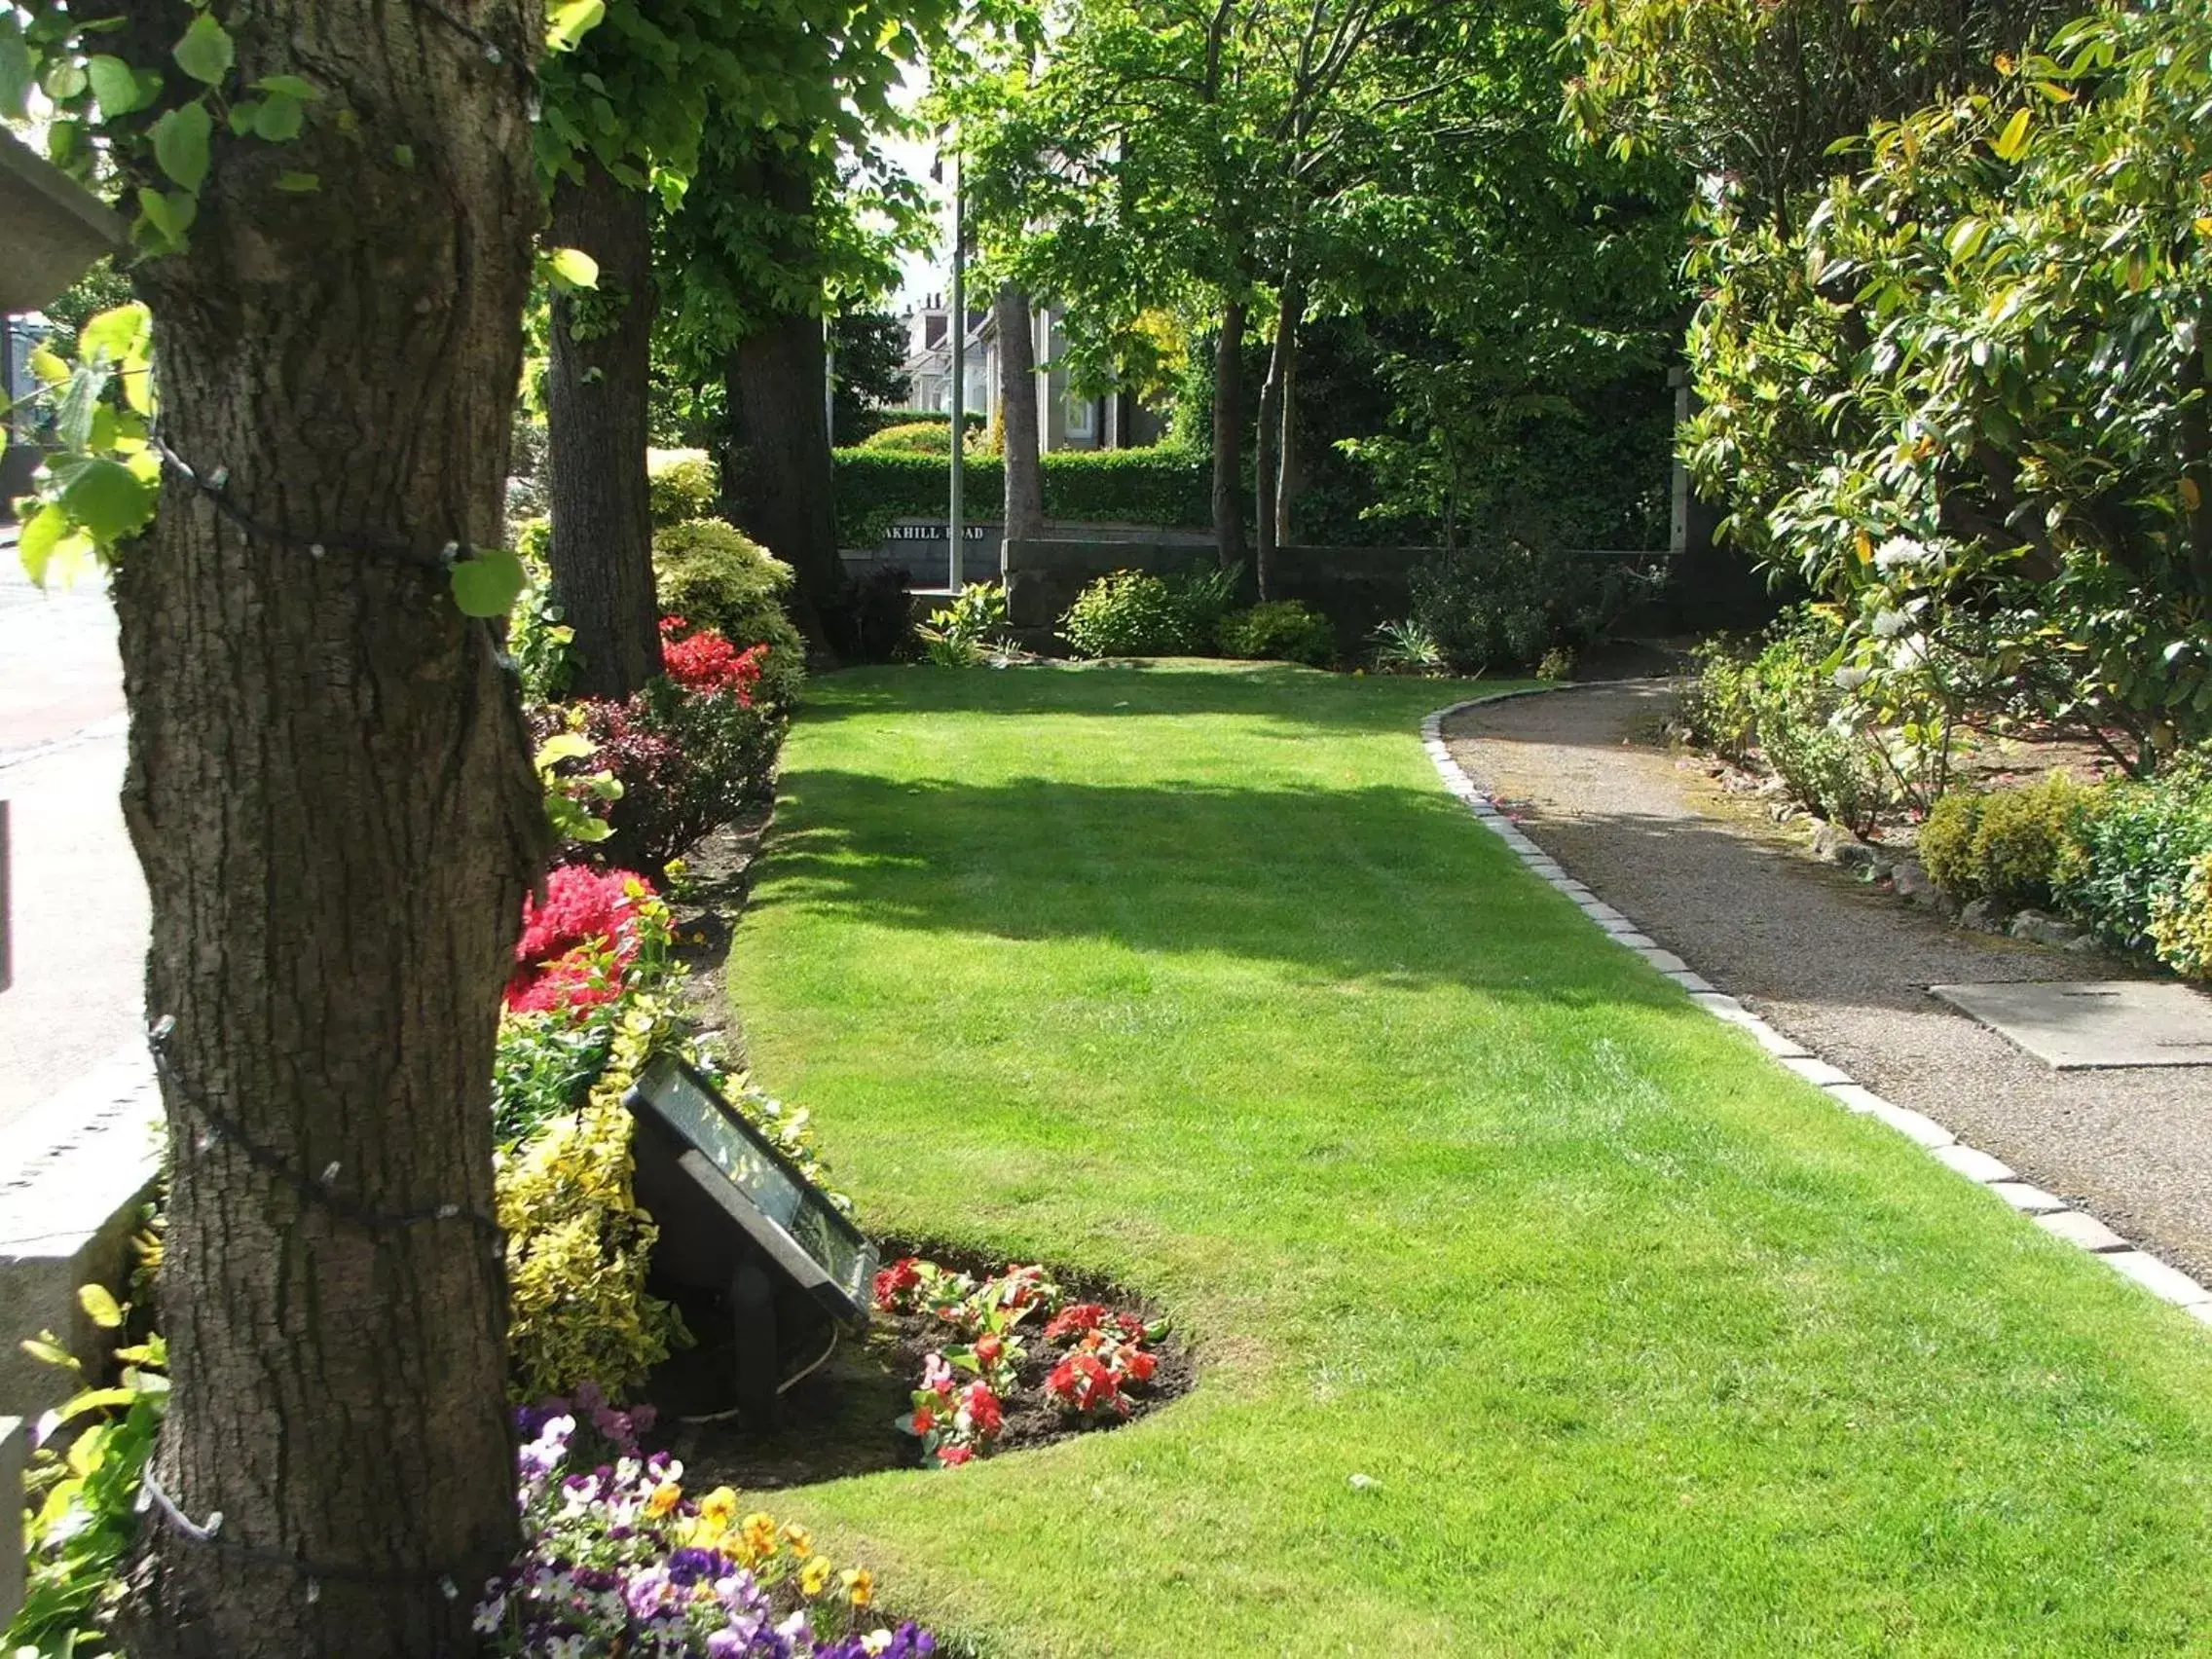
[1275,306,1302,551]
[547,159,660,700]
[1253,276,1301,603]
[723,313,840,630]
[998,285,1044,547]
[110,4,547,1654]
[1211,297,1246,573]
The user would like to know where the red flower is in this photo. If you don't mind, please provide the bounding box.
[937,1445,974,1467]
[659,615,766,704]
[1117,1313,1149,1342]
[910,1405,936,1434]
[503,866,655,1014]
[1044,1303,1108,1343]
[963,1382,1004,1437]
[1124,1349,1158,1384]
[873,1258,923,1310]
[975,1334,1004,1368]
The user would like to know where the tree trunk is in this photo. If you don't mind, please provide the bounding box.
[1211,297,1246,573]
[1275,306,1301,551]
[547,160,661,700]
[723,312,840,631]
[998,285,1044,547]
[1253,276,1300,602]
[110,5,547,1656]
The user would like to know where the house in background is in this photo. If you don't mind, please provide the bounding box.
[897,294,1164,453]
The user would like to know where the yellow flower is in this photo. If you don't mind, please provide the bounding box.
[780,1522,813,1557]
[841,1567,875,1608]
[739,1512,777,1564]
[698,1487,739,1528]
[645,1481,682,1519]
[799,1554,833,1598]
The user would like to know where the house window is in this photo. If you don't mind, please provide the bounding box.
[1065,393,1094,441]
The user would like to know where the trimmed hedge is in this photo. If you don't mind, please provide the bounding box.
[832,446,1211,547]
[842,406,985,445]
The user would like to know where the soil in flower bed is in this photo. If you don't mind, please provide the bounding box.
[652,1244,1194,1492]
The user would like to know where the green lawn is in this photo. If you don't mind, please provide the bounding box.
[730,661,2212,1656]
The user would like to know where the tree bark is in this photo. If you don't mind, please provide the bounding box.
[546,159,661,700]
[1275,305,1301,551]
[998,285,1044,546]
[723,312,840,630]
[109,5,547,1656]
[1212,297,1246,573]
[1253,276,1301,602]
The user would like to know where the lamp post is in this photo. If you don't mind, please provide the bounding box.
[946,146,966,593]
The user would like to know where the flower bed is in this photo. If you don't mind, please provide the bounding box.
[478,1390,939,1658]
[873,1255,1186,1469]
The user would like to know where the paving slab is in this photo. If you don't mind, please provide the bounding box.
[1930,980,2212,1070]
[2039,1209,2128,1252]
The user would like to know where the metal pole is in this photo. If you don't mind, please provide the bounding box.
[947,149,965,593]
[823,313,835,449]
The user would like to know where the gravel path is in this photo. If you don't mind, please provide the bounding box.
[1445,680,2212,1284]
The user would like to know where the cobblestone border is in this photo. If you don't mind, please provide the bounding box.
[1422,692,2212,1329]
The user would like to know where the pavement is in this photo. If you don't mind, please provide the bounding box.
[1444,680,2212,1286]
[0,535,147,1133]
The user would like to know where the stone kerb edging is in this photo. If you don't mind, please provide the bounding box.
[1421,690,2212,1330]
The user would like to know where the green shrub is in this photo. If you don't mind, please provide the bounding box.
[647,448,718,528]
[917,581,1012,667]
[1371,618,1447,676]
[1918,793,1984,899]
[1218,600,1336,667]
[842,406,983,445]
[2151,850,2212,978]
[1679,636,1759,760]
[651,517,805,710]
[1740,621,1888,833]
[830,446,1211,546]
[2056,756,2212,962]
[860,421,964,454]
[1917,776,2092,908]
[1059,566,1237,657]
[1407,532,1639,675]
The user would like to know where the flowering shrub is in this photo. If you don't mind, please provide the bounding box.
[479,1398,937,1658]
[661,615,768,701]
[505,866,661,1016]
[873,1258,1165,1466]
[558,677,785,871]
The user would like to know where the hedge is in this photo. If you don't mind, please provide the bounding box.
[841,406,986,445]
[832,446,1212,547]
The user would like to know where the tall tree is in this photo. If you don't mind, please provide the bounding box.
[535,0,765,696]
[7,1,551,1652]
[998,284,1046,540]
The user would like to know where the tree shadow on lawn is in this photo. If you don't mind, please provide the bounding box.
[799,661,1520,736]
[749,765,1683,1014]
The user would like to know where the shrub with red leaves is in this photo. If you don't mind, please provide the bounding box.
[504,866,657,1014]
[659,615,767,701]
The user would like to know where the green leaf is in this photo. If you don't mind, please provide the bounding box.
[136,185,199,249]
[451,546,527,617]
[1992,107,2032,162]
[172,12,235,85]
[59,459,155,546]
[0,17,32,121]
[18,505,67,585]
[77,1284,123,1330]
[535,733,595,766]
[546,246,600,289]
[152,100,212,192]
[79,303,151,368]
[88,55,143,120]
[254,73,322,101]
[28,345,67,386]
[546,0,607,52]
[391,143,416,170]
[253,92,305,142]
[227,98,263,136]
[275,170,320,193]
